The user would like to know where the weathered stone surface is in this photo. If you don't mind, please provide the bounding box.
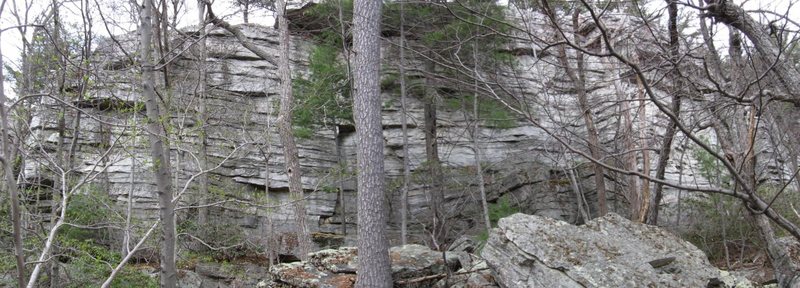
[268,244,460,288]
[389,244,461,282]
[481,213,752,288]
[180,262,272,288]
[195,263,236,280]
[178,269,205,288]
[434,260,498,288]
[22,9,743,257]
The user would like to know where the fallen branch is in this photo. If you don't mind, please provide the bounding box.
[394,267,489,285]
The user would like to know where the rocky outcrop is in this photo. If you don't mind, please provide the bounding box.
[21,7,726,257]
[267,244,461,288]
[22,21,608,256]
[178,262,269,288]
[481,213,753,287]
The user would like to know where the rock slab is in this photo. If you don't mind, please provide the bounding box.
[268,244,461,288]
[481,213,751,288]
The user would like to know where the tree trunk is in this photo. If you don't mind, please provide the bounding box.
[243,2,249,24]
[602,48,642,221]
[637,78,651,222]
[424,60,446,245]
[704,0,800,106]
[140,1,177,286]
[352,0,392,286]
[52,3,66,284]
[398,0,410,246]
[0,30,27,288]
[157,0,171,91]
[647,0,682,225]
[706,26,800,287]
[543,5,608,216]
[276,0,311,260]
[337,0,352,239]
[123,111,138,257]
[335,128,347,237]
[260,107,275,265]
[196,0,210,226]
[472,42,491,233]
[741,114,799,287]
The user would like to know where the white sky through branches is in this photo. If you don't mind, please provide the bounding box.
[1,0,798,98]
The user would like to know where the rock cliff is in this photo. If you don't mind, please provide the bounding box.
[21,8,715,257]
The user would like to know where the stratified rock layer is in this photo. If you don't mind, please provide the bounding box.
[23,8,728,256]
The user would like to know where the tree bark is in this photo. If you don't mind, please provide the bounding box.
[353,0,392,286]
[0,29,27,288]
[636,78,651,222]
[335,128,347,237]
[206,7,277,67]
[398,0,410,245]
[647,0,682,225]
[276,0,311,260]
[52,3,66,284]
[336,0,352,239]
[542,3,608,216]
[196,0,210,227]
[472,42,491,233]
[605,55,642,221]
[140,1,177,286]
[704,0,800,106]
[424,60,446,245]
[704,24,800,287]
[740,113,799,287]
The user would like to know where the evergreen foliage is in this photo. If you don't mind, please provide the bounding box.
[445,94,517,128]
[292,0,355,138]
[474,196,519,249]
[692,138,731,188]
[293,0,519,132]
[384,1,518,127]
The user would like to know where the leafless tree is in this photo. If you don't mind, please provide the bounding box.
[541,0,608,217]
[0,21,27,288]
[275,0,312,260]
[397,0,411,245]
[204,0,312,260]
[139,0,177,286]
[646,0,683,225]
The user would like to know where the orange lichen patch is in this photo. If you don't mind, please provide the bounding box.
[788,241,800,261]
[281,266,317,280]
[482,273,495,282]
[325,274,356,288]
[325,250,356,265]
[390,251,415,266]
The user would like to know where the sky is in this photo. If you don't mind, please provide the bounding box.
[0,0,798,99]
[0,0,275,98]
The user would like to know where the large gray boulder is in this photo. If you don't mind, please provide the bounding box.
[481,213,751,288]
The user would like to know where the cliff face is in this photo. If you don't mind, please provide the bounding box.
[21,10,709,256]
